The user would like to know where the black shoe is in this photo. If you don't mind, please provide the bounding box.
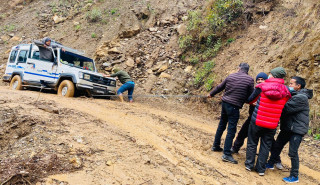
[222,154,238,164]
[211,146,223,152]
[245,166,253,171]
[231,147,238,154]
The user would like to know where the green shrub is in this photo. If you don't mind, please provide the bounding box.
[179,35,193,49]
[227,38,235,44]
[180,0,243,52]
[207,0,243,31]
[91,33,96,38]
[204,75,215,91]
[110,9,117,15]
[4,24,15,32]
[190,56,200,65]
[75,24,81,31]
[201,39,221,60]
[194,60,215,86]
[86,8,102,22]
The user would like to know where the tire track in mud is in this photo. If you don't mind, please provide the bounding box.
[53,97,320,185]
[1,87,319,185]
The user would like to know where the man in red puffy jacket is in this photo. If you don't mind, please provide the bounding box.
[244,67,291,176]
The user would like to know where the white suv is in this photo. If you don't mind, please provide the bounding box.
[2,43,116,97]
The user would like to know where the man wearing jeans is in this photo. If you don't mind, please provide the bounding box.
[266,76,313,183]
[208,63,254,164]
[106,68,135,102]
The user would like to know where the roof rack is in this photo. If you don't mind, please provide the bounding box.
[51,40,85,56]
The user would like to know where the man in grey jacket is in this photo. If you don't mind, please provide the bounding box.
[266,76,313,183]
[34,37,65,61]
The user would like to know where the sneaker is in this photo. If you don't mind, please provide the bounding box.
[266,163,274,170]
[283,176,299,183]
[222,154,238,164]
[245,166,252,171]
[258,172,265,176]
[275,162,284,170]
[211,146,223,152]
[231,147,238,154]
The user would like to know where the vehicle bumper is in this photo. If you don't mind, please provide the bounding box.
[76,83,116,95]
[2,74,11,82]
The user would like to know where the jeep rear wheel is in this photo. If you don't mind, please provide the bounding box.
[58,80,75,97]
[10,75,23,90]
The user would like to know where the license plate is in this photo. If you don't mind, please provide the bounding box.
[93,87,107,94]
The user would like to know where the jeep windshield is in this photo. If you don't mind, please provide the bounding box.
[60,51,95,71]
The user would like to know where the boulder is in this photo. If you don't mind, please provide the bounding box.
[177,24,187,35]
[159,72,171,79]
[53,15,66,24]
[147,69,153,74]
[125,58,135,67]
[135,57,141,65]
[10,36,21,42]
[120,24,141,38]
[157,63,168,73]
[108,47,121,54]
[184,66,193,73]
[149,27,158,32]
[1,35,10,42]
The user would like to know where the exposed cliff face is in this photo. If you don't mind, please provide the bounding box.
[212,0,320,113]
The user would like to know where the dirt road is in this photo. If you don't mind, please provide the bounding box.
[0,86,319,185]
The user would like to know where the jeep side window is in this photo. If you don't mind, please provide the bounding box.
[17,50,28,63]
[32,51,40,60]
[9,50,18,63]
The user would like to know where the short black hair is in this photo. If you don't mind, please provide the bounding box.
[239,63,249,73]
[292,76,306,89]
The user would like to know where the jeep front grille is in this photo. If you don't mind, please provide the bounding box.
[90,75,116,87]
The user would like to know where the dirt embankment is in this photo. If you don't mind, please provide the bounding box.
[0,87,319,184]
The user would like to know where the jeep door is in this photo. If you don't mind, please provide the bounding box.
[24,49,58,86]
[5,49,19,76]
[15,49,29,81]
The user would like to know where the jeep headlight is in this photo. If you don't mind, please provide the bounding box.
[83,74,91,80]
[79,71,84,79]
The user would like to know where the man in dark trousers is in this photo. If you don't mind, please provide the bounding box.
[266,76,313,183]
[245,67,291,176]
[208,63,254,164]
[231,72,268,154]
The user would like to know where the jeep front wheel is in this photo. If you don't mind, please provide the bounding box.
[58,80,75,97]
[10,75,23,90]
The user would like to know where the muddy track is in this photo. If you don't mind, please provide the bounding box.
[0,87,319,185]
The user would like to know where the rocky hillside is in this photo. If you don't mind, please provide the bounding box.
[0,0,319,127]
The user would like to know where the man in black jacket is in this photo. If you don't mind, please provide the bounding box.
[266,76,313,183]
[208,63,254,164]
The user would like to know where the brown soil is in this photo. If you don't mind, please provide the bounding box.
[0,87,319,185]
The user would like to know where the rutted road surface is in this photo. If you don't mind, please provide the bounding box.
[0,86,319,185]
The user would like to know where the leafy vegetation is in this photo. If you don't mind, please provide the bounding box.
[91,33,96,38]
[86,8,102,22]
[75,24,81,31]
[2,24,16,32]
[194,60,215,87]
[179,0,243,91]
